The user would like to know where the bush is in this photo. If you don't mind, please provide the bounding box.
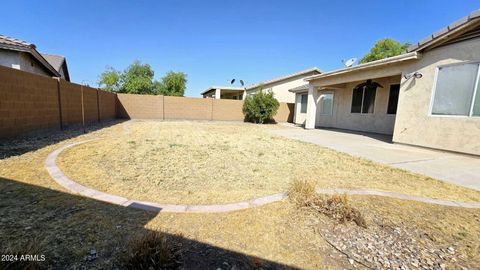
[289,179,367,228]
[123,231,182,270]
[242,91,280,124]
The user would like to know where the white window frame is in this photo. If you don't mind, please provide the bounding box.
[318,91,334,116]
[428,61,480,118]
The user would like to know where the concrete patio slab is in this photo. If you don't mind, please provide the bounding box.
[271,127,480,191]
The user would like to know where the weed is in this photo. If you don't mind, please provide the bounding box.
[123,231,182,270]
[289,179,367,228]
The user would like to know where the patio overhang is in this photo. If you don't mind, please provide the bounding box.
[305,52,421,87]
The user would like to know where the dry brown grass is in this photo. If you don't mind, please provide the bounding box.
[1,121,480,269]
[123,231,182,270]
[289,179,366,228]
[55,121,480,204]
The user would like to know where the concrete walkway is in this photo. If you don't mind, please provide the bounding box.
[271,127,480,191]
[45,135,480,213]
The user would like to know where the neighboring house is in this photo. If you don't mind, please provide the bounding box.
[0,35,70,81]
[293,10,480,156]
[201,67,321,103]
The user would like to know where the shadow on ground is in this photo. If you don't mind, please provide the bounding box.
[0,120,123,159]
[0,177,299,269]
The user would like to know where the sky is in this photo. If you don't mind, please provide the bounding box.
[2,1,479,97]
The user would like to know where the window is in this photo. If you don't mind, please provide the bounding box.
[300,94,308,113]
[387,84,400,114]
[319,92,334,115]
[431,62,480,116]
[351,85,377,113]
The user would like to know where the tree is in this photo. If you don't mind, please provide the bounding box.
[156,71,187,96]
[120,61,156,94]
[98,67,121,92]
[242,90,280,124]
[360,38,410,64]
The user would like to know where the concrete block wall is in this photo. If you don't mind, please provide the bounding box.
[0,66,116,138]
[0,65,60,137]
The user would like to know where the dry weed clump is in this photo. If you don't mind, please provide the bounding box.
[0,239,46,270]
[289,179,367,228]
[123,231,182,270]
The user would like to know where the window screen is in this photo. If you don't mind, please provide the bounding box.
[362,86,376,113]
[319,93,333,115]
[387,84,400,114]
[432,64,479,116]
[351,88,363,113]
[300,94,308,113]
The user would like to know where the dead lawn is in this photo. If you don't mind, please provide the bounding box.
[56,121,480,204]
[0,121,479,269]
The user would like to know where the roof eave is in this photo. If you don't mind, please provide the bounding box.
[305,52,421,82]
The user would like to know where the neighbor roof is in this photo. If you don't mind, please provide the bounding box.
[201,67,321,95]
[407,9,480,52]
[201,86,245,95]
[41,53,70,81]
[0,35,61,77]
[246,67,321,90]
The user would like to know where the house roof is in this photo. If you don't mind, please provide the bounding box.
[407,10,480,52]
[0,34,61,77]
[306,10,480,83]
[288,84,309,93]
[201,67,321,95]
[305,52,420,81]
[41,53,70,81]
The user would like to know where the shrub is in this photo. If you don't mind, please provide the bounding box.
[123,231,182,270]
[242,91,280,124]
[289,179,367,228]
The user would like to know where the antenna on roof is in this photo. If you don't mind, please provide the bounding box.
[342,58,357,67]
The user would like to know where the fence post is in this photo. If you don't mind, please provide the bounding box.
[55,77,63,130]
[96,89,101,122]
[81,84,86,133]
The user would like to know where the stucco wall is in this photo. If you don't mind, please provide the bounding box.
[0,49,51,77]
[393,38,480,155]
[246,71,319,103]
[313,76,400,134]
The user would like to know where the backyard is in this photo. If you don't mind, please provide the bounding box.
[1,120,480,269]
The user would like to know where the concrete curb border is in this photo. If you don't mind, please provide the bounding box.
[44,125,480,213]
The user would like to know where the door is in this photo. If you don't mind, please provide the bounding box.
[316,91,334,127]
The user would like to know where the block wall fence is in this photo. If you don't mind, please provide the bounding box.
[0,66,294,139]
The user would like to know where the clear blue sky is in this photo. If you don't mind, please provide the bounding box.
[2,1,479,96]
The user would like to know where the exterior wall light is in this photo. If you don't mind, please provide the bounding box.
[404,72,423,80]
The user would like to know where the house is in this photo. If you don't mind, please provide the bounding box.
[201,67,321,103]
[293,10,480,156]
[0,35,70,81]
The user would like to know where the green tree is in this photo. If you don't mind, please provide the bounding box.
[98,67,121,92]
[156,71,187,96]
[120,61,156,94]
[360,38,410,64]
[242,90,280,124]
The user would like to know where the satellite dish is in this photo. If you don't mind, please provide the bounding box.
[230,79,236,85]
[240,80,244,86]
[342,58,357,67]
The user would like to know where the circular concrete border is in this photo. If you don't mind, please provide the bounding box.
[44,123,480,213]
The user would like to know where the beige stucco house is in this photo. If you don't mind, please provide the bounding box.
[201,67,321,103]
[293,10,480,156]
[0,35,70,81]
